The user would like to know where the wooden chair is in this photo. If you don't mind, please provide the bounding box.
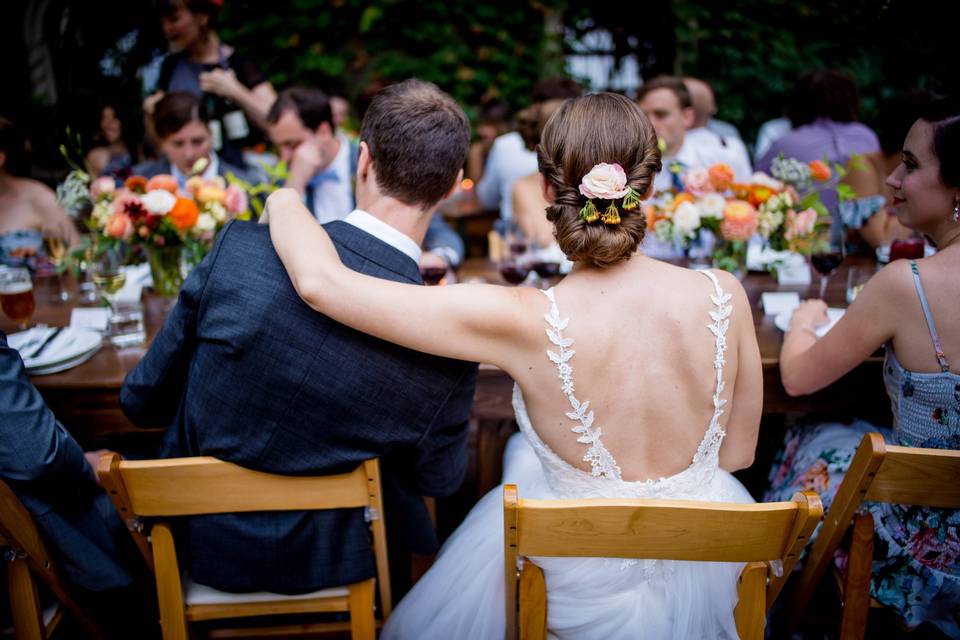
[0,479,105,640]
[503,485,823,640]
[96,454,392,640]
[782,432,960,639]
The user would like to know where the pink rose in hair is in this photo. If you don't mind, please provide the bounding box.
[223,183,249,216]
[579,163,630,200]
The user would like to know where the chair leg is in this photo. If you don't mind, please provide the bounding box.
[348,578,376,640]
[519,562,547,640]
[734,562,767,640]
[840,512,874,640]
[151,523,189,640]
[8,556,45,640]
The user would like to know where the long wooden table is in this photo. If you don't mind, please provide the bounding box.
[4,258,889,512]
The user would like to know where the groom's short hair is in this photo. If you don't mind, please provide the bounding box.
[360,79,470,209]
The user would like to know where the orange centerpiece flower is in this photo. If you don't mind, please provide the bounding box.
[720,200,758,242]
[145,174,179,195]
[168,197,199,231]
[707,163,735,190]
[808,159,832,181]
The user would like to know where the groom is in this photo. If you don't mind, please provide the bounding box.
[121,79,478,595]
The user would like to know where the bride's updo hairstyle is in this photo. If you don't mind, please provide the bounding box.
[538,93,661,268]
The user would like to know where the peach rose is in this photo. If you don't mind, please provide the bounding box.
[683,168,713,197]
[168,197,200,231]
[707,163,735,190]
[579,163,630,200]
[808,159,832,181]
[223,183,249,215]
[720,200,758,242]
[89,176,116,200]
[784,208,818,240]
[184,176,205,196]
[104,213,133,240]
[145,174,179,195]
[195,184,226,205]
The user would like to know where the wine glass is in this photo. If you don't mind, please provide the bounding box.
[42,224,71,302]
[419,265,447,286]
[90,246,127,317]
[0,266,36,330]
[498,259,530,285]
[809,229,845,299]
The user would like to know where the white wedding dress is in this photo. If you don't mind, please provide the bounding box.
[382,271,755,639]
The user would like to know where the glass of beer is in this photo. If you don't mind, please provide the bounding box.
[0,267,36,330]
[42,224,71,302]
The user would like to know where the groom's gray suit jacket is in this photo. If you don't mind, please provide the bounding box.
[121,220,477,593]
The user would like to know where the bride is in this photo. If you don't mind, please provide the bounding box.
[266,93,763,638]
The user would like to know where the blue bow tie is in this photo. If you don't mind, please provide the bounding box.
[307,169,341,189]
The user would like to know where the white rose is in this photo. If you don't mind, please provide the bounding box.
[579,163,630,200]
[206,202,228,223]
[698,193,726,219]
[141,189,176,215]
[195,212,216,233]
[672,201,702,238]
[749,172,784,191]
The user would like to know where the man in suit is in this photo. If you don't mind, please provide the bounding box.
[266,86,465,268]
[0,331,156,637]
[120,78,478,595]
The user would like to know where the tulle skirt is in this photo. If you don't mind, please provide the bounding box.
[382,434,754,639]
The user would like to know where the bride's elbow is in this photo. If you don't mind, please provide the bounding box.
[722,448,755,472]
[291,274,329,311]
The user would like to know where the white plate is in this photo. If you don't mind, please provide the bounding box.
[9,327,103,369]
[28,346,101,375]
[774,307,845,338]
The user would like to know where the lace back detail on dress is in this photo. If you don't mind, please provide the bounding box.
[542,288,623,480]
[696,270,731,464]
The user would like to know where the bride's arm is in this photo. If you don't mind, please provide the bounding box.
[266,189,535,369]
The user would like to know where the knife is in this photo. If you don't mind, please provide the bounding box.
[26,327,64,360]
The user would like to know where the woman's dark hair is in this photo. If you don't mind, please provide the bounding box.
[153,92,208,140]
[91,101,142,157]
[158,0,221,27]
[785,70,860,127]
[919,98,960,189]
[0,117,29,177]
[538,93,661,269]
[875,90,939,155]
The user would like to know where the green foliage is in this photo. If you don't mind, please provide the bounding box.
[219,0,549,120]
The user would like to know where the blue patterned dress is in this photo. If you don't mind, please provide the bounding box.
[765,261,960,637]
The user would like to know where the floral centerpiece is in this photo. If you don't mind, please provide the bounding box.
[646,156,852,275]
[75,169,250,296]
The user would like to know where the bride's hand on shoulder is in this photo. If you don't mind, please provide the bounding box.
[260,188,302,224]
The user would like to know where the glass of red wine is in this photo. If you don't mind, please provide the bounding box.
[499,260,530,285]
[889,234,925,262]
[810,231,845,299]
[419,265,447,286]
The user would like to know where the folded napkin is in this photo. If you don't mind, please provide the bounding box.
[116,263,153,303]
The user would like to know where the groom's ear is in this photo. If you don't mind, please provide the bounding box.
[357,141,372,181]
[441,169,463,202]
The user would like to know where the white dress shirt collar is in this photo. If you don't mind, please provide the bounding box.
[343,209,422,264]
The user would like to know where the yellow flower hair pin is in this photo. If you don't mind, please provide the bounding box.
[578,162,642,225]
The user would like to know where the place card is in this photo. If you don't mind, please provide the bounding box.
[70,307,110,332]
[761,292,800,317]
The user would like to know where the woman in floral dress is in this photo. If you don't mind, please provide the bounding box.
[766,99,960,637]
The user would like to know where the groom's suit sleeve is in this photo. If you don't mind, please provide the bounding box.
[120,223,228,428]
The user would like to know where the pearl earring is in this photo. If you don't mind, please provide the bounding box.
[954,199,960,223]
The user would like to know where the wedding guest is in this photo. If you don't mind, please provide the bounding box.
[0,118,79,268]
[266,87,463,267]
[133,92,250,188]
[840,91,936,250]
[755,70,880,240]
[638,76,751,193]
[683,77,752,179]
[85,102,139,181]
[121,79,478,598]
[511,99,565,247]
[1,330,158,638]
[477,77,582,221]
[144,0,277,168]
[466,99,512,183]
[766,99,960,638]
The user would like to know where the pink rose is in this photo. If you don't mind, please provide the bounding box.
[223,184,249,216]
[89,176,116,200]
[683,168,713,197]
[785,208,818,240]
[104,213,133,240]
[579,163,630,200]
